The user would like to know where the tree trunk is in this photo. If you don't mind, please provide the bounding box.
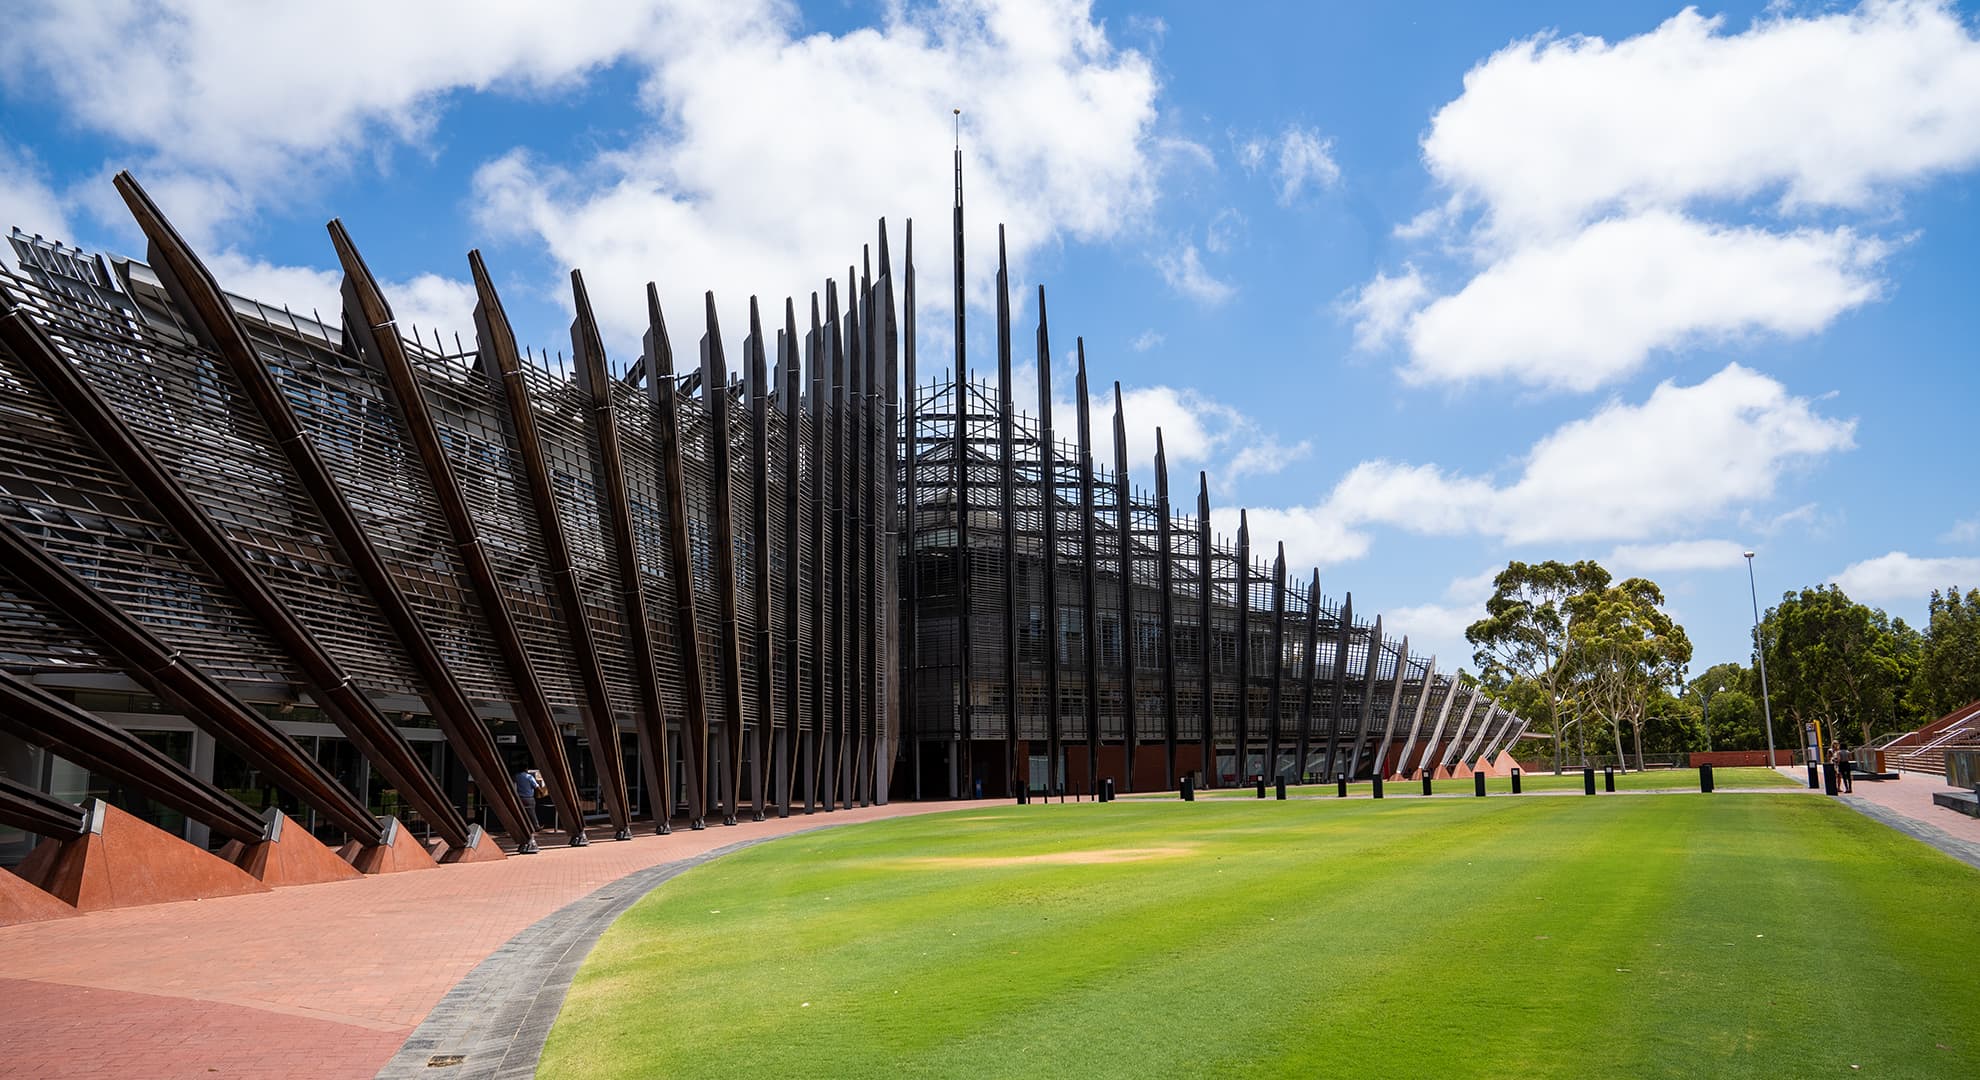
[1612,723,1628,772]
[1632,720,1645,772]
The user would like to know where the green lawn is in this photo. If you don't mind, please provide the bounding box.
[1169,766,1802,799]
[541,794,1979,1079]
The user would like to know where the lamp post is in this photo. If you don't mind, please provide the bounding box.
[1743,551,1778,769]
[1691,682,1722,753]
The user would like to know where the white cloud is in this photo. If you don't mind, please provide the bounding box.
[205,250,476,343]
[1130,329,1164,352]
[1233,126,1341,203]
[1232,363,1854,555]
[1941,516,1980,544]
[471,0,1162,357]
[0,143,71,240]
[1740,501,1823,537]
[0,1,681,239]
[1605,538,1750,573]
[1344,264,1428,352]
[1398,212,1887,391]
[1422,1,1980,241]
[1375,567,1503,672]
[1207,504,1370,572]
[1153,242,1234,305]
[1274,126,1341,204]
[1359,0,1980,393]
[1834,552,1980,601]
[1204,207,1244,254]
[1038,378,1307,496]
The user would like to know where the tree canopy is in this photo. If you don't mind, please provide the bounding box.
[1466,560,1613,771]
[1911,586,1980,718]
[1759,584,1916,748]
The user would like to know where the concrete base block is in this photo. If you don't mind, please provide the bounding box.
[1932,790,1980,819]
[345,816,438,875]
[1,866,77,926]
[224,810,363,887]
[435,824,507,865]
[14,801,268,912]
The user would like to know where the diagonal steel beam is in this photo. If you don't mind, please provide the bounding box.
[1112,383,1137,793]
[0,775,86,842]
[1368,636,1411,779]
[1347,616,1384,780]
[1235,512,1251,784]
[1323,594,1354,779]
[747,298,774,822]
[1035,288,1061,795]
[1266,543,1287,782]
[1075,342,1099,795]
[0,668,265,845]
[647,286,710,830]
[1154,430,1178,790]
[330,220,550,851]
[0,518,379,841]
[469,250,631,841]
[699,291,747,828]
[1392,655,1438,779]
[995,232,1019,799]
[1296,571,1321,780]
[571,269,674,836]
[113,173,469,851]
[900,226,920,801]
[780,298,803,815]
[1195,473,1214,786]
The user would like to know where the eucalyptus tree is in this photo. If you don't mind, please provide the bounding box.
[1568,577,1692,771]
[1467,560,1612,773]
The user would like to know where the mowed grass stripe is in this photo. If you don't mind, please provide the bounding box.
[551,802,1490,1073]
[541,795,1980,1079]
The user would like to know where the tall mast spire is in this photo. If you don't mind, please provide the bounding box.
[952,108,965,384]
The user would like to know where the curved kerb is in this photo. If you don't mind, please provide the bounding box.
[377,833,788,1079]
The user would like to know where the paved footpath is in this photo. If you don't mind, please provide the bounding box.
[1830,768,1980,870]
[0,799,1001,1080]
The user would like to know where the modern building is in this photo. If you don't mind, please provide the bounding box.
[0,169,1525,902]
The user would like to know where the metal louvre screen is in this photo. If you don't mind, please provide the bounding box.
[1,220,896,830]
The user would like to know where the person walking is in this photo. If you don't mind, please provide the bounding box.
[1831,744,1854,794]
[513,766,541,833]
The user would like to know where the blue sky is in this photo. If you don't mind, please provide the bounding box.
[2,0,1976,676]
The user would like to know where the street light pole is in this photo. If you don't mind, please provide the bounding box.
[1743,551,1779,768]
[1690,682,1721,753]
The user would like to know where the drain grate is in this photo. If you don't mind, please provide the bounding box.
[426,1054,466,1068]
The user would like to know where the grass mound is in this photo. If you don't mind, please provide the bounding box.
[542,793,1978,1079]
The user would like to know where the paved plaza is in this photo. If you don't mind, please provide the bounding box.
[0,801,1000,1079]
[5,774,1979,1079]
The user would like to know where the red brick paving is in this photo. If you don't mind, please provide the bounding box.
[1842,769,1980,846]
[0,800,1001,1079]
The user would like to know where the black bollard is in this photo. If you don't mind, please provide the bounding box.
[1104,778,1116,802]
[1510,768,1522,795]
[1822,762,1838,796]
[1474,772,1487,798]
[1806,761,1820,789]
[1700,763,1715,793]
[1256,778,1266,799]
[1583,767,1596,795]
[1373,776,1385,799]
[1181,777,1194,802]
[1604,766,1616,793]
[1276,777,1287,800]
[1422,773,1433,796]
[1337,775,1347,798]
